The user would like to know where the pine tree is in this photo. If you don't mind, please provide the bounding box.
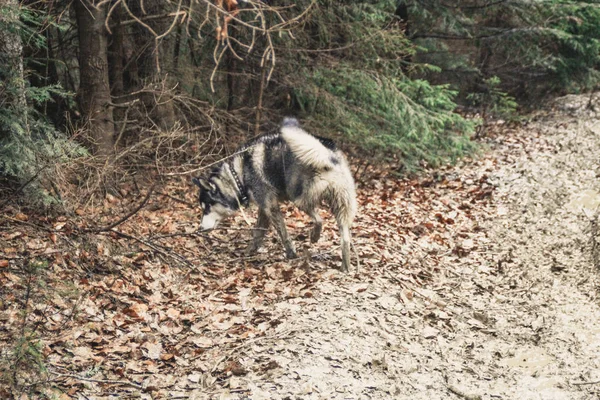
[0,1,84,200]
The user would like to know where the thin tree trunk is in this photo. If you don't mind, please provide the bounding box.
[45,29,65,123]
[108,6,125,98]
[226,50,236,111]
[173,22,182,73]
[56,27,77,94]
[0,0,28,139]
[129,0,176,131]
[395,1,412,73]
[74,0,115,157]
[108,5,126,137]
[254,66,266,136]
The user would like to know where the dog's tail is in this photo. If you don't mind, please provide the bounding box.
[281,121,334,170]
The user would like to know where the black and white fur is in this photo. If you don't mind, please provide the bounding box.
[192,118,357,271]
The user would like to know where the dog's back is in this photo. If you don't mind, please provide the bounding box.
[282,122,356,225]
[246,119,356,221]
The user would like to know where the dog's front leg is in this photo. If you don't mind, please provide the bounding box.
[246,208,270,255]
[267,205,297,259]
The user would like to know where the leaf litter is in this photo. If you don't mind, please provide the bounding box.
[1,94,600,398]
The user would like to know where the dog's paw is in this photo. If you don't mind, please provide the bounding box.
[285,249,298,259]
[310,230,321,243]
[245,244,260,256]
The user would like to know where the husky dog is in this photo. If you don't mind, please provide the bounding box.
[192,118,357,271]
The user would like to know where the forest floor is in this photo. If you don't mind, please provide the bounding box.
[1,94,600,399]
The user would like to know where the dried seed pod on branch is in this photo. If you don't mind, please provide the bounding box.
[215,0,240,41]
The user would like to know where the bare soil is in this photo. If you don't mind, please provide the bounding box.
[1,94,600,399]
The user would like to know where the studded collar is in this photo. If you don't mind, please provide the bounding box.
[228,164,249,207]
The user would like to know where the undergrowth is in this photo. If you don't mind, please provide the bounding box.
[295,66,477,170]
[0,258,80,398]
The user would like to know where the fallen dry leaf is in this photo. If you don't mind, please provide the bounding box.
[123,303,149,321]
[142,341,163,360]
[14,213,28,221]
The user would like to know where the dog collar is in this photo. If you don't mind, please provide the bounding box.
[229,165,249,206]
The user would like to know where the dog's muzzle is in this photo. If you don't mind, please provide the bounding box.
[199,211,220,231]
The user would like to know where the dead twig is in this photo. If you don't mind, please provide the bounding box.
[84,185,155,233]
[161,145,255,177]
[0,214,55,233]
[49,369,143,390]
[208,329,298,376]
[0,164,49,209]
[157,191,196,208]
[150,231,199,240]
[109,228,193,268]
[571,379,600,386]
[446,383,482,400]
[591,210,600,269]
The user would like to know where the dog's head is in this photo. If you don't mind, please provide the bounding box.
[192,177,237,231]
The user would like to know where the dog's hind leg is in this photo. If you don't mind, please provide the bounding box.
[266,205,297,259]
[338,224,351,272]
[306,209,323,243]
[331,187,356,272]
[246,208,270,255]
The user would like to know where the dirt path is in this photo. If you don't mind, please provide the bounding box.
[219,98,600,400]
[2,96,600,400]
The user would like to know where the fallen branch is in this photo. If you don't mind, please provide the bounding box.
[49,369,143,390]
[150,227,268,241]
[0,214,55,233]
[0,164,48,209]
[591,211,599,270]
[157,190,196,208]
[208,329,297,375]
[85,185,155,233]
[109,228,194,268]
[571,379,600,386]
[446,383,482,400]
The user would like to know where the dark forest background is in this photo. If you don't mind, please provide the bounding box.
[1,0,600,203]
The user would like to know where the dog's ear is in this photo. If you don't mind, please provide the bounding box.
[192,177,214,191]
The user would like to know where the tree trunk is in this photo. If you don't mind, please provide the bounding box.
[107,5,126,137]
[129,0,177,131]
[0,0,28,139]
[395,1,412,73]
[74,0,115,156]
[108,6,125,98]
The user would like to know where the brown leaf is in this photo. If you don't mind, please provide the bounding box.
[422,326,439,339]
[192,337,214,348]
[166,307,180,320]
[4,231,23,240]
[72,346,94,358]
[123,302,149,321]
[14,213,28,221]
[225,360,247,376]
[142,341,163,360]
[109,345,132,354]
[260,360,280,372]
[0,260,8,268]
